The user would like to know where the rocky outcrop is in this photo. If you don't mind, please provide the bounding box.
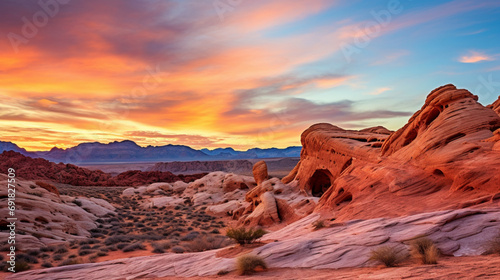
[0,175,114,249]
[10,208,500,279]
[487,95,500,116]
[252,160,269,185]
[256,208,500,269]
[240,162,309,226]
[0,151,206,186]
[291,123,389,197]
[148,159,253,174]
[285,84,500,221]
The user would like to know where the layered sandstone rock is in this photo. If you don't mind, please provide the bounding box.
[285,84,500,221]
[239,163,309,226]
[10,208,500,279]
[0,175,114,249]
[487,95,500,116]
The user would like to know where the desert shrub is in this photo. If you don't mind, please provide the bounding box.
[188,236,233,252]
[484,232,500,255]
[40,247,50,252]
[78,249,95,256]
[35,181,60,196]
[17,253,38,264]
[15,260,31,272]
[104,235,133,245]
[116,243,129,250]
[60,257,82,266]
[151,242,171,254]
[80,245,91,250]
[181,231,200,241]
[312,220,325,231]
[122,243,146,252]
[369,246,408,267]
[27,249,41,256]
[40,253,50,259]
[53,254,63,261]
[54,246,68,254]
[91,233,105,239]
[88,254,98,263]
[97,251,108,257]
[410,237,439,264]
[106,245,118,251]
[73,199,82,206]
[41,262,53,268]
[171,246,185,254]
[226,227,267,245]
[236,255,267,275]
[80,238,99,245]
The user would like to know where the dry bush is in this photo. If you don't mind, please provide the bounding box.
[369,245,408,267]
[35,181,60,196]
[122,243,146,252]
[226,227,267,245]
[60,257,83,266]
[312,220,325,231]
[188,235,233,252]
[236,255,267,275]
[410,237,439,264]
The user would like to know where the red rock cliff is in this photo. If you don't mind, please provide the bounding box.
[286,84,500,221]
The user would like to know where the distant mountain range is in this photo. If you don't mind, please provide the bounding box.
[0,140,301,164]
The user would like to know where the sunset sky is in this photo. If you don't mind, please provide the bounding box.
[1,0,499,151]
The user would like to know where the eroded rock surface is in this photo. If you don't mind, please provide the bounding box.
[9,208,499,279]
[0,175,114,249]
[285,84,500,221]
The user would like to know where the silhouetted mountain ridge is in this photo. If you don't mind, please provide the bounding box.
[0,140,301,164]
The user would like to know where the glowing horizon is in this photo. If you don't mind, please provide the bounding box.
[1,0,499,151]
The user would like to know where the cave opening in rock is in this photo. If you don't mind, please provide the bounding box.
[309,169,333,197]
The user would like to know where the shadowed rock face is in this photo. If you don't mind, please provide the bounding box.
[286,84,500,221]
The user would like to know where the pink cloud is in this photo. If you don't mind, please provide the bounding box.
[458,50,495,63]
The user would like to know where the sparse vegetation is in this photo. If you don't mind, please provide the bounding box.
[188,235,233,252]
[369,245,408,267]
[236,254,267,275]
[171,246,185,254]
[60,257,83,266]
[312,220,325,230]
[122,243,146,252]
[410,237,439,264]
[14,260,31,272]
[226,227,267,245]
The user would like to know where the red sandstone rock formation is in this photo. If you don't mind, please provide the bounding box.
[286,84,500,221]
[487,95,500,116]
[0,151,205,186]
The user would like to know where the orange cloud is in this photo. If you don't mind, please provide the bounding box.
[458,50,495,63]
